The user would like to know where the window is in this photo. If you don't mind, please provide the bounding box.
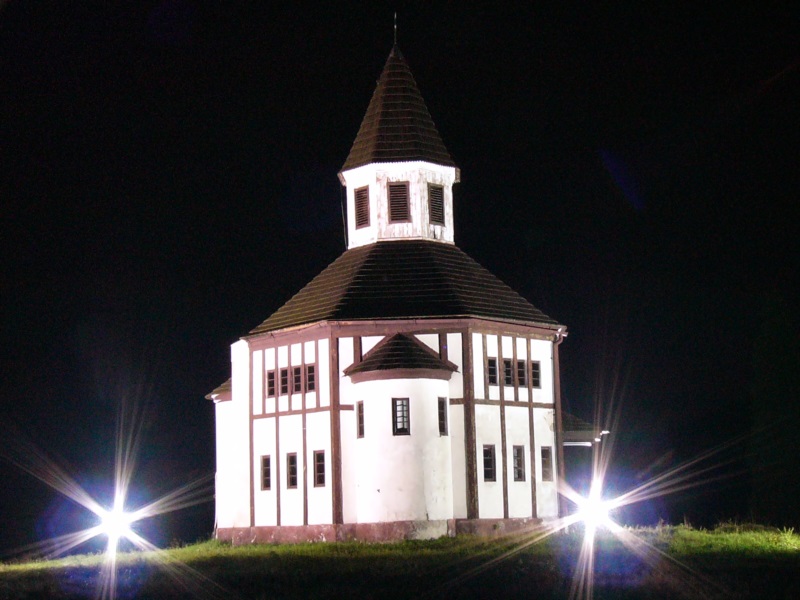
[438,397,448,436]
[487,358,498,385]
[305,365,316,392]
[392,398,410,435]
[292,366,302,393]
[267,371,276,397]
[428,184,444,225]
[517,360,527,387]
[280,368,289,395]
[313,451,325,487]
[513,446,525,481]
[354,186,370,228]
[260,455,271,490]
[287,453,298,488]
[388,182,410,222]
[503,359,513,386]
[531,361,541,388]
[541,447,553,482]
[483,445,496,482]
[356,401,364,438]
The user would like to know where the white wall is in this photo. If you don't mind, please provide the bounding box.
[534,407,558,517]
[279,413,304,525]
[253,417,277,526]
[450,404,467,518]
[475,404,503,518]
[306,412,333,525]
[505,405,532,518]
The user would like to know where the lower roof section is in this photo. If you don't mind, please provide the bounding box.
[249,240,562,335]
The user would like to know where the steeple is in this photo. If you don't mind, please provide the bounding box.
[339,46,460,250]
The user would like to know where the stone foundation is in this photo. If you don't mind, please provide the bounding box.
[216,517,543,544]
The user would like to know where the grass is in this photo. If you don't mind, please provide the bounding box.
[0,524,798,599]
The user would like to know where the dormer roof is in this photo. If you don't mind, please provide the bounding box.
[343,333,457,378]
[340,45,456,172]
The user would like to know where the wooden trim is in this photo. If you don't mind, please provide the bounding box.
[527,337,537,517]
[482,334,489,399]
[498,337,509,519]
[353,336,362,364]
[301,342,308,526]
[330,335,343,524]
[463,331,478,519]
[347,367,455,383]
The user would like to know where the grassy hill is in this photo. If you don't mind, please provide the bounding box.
[1,524,798,599]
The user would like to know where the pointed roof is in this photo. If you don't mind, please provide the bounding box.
[249,240,561,335]
[341,45,456,172]
[344,333,457,376]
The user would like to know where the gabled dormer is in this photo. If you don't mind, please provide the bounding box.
[338,45,460,249]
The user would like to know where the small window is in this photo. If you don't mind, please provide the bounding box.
[487,358,498,386]
[428,184,444,225]
[388,182,410,222]
[392,398,410,436]
[280,368,289,395]
[531,361,541,388]
[483,445,496,482]
[260,455,271,490]
[305,365,316,392]
[287,453,298,488]
[354,186,370,228]
[356,401,364,438]
[313,451,325,487]
[503,359,513,386]
[541,447,553,482]
[513,446,525,481]
[517,360,527,387]
[438,397,448,436]
[267,371,276,397]
[292,366,302,393]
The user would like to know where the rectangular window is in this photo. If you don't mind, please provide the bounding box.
[503,359,513,386]
[531,361,541,388]
[517,360,527,387]
[428,184,444,225]
[392,398,410,435]
[356,401,364,438]
[305,365,316,392]
[280,368,289,395]
[487,358,498,386]
[438,397,448,436]
[287,453,298,488]
[313,451,325,487]
[354,186,370,228]
[541,447,553,482]
[388,182,410,222]
[513,446,525,481]
[292,366,302,393]
[483,445,496,482]
[267,371,276,397]
[260,455,271,490]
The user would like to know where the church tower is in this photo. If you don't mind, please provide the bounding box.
[208,44,568,543]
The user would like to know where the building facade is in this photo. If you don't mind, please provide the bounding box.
[207,45,568,542]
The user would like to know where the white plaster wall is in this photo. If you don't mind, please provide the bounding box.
[338,337,355,407]
[340,161,458,249]
[416,334,439,354]
[318,338,330,408]
[505,405,532,518]
[534,407,559,517]
[341,401,357,524]
[449,404,467,518]
[472,333,485,398]
[348,377,453,523]
[531,339,554,404]
[447,333,463,399]
[215,340,251,528]
[253,418,277,526]
[252,349,263,416]
[279,413,304,525]
[361,335,383,355]
[265,348,276,413]
[306,412,333,525]
[475,404,503,518]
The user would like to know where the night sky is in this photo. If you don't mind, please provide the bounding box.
[2,3,798,554]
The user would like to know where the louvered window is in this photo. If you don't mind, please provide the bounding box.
[388,182,410,222]
[354,186,370,228]
[428,184,444,225]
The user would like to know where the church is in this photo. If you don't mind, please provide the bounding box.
[207,44,574,543]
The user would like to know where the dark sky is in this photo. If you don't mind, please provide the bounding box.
[1,2,798,553]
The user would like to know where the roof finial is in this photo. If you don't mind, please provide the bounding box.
[393,12,397,45]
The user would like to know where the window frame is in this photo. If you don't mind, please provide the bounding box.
[531,361,541,388]
[503,359,514,386]
[356,401,364,438]
[392,398,410,436]
[428,183,445,225]
[292,366,302,393]
[487,357,498,386]
[388,181,410,223]
[286,453,298,489]
[260,455,271,490]
[354,186,370,228]
[438,397,448,436]
[305,364,316,392]
[280,368,289,395]
[513,446,525,481]
[541,446,553,482]
[313,450,325,487]
[267,371,276,397]
[483,444,496,482]
[516,360,527,387]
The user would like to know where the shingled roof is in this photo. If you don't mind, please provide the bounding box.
[340,45,456,172]
[249,240,561,335]
[344,334,457,376]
